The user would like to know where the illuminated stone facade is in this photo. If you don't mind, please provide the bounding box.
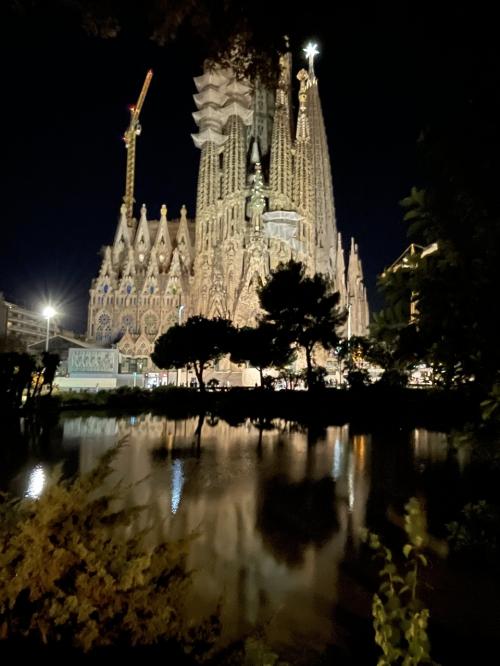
[87,52,370,362]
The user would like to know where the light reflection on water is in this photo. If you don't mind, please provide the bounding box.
[25,464,46,499]
[60,414,371,646]
[19,414,451,651]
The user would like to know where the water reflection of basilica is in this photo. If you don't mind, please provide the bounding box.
[61,413,372,648]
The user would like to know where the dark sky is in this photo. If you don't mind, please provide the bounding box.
[1,4,492,332]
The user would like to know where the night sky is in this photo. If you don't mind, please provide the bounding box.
[1,4,492,333]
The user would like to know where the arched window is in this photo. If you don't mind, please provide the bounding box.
[143,312,159,336]
[96,312,112,345]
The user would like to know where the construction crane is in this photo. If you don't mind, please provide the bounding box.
[122,69,153,225]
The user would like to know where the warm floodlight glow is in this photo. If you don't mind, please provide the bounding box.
[42,305,56,319]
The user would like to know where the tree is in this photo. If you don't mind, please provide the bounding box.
[151,315,234,391]
[0,351,60,410]
[8,0,292,85]
[258,260,346,389]
[375,29,500,393]
[229,323,294,387]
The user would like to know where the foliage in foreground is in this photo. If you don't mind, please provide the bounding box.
[0,445,219,657]
[362,498,435,666]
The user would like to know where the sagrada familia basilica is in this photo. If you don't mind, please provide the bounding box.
[87,47,370,370]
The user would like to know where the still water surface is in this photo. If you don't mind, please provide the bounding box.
[11,413,464,655]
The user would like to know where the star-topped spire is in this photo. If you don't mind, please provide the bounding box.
[303,42,319,80]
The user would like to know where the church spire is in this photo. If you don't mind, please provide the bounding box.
[347,238,370,337]
[191,66,229,217]
[113,203,131,262]
[303,43,338,276]
[269,52,293,211]
[153,204,172,270]
[221,75,253,197]
[293,69,314,265]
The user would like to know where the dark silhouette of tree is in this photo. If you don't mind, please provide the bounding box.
[41,352,60,396]
[0,352,60,410]
[8,0,294,84]
[376,48,500,391]
[258,260,346,389]
[151,315,234,391]
[229,323,294,386]
[0,353,35,410]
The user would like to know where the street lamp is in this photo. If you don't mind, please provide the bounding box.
[42,305,56,352]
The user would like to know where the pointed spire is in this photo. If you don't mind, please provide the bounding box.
[250,138,261,165]
[269,52,293,211]
[293,69,313,217]
[304,43,338,276]
[222,111,247,196]
[176,205,193,267]
[113,203,131,259]
[134,203,150,252]
[153,203,173,268]
[347,237,370,337]
[192,62,228,217]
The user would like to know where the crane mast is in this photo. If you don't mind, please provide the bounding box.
[123,69,153,225]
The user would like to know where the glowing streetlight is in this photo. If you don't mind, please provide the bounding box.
[42,305,57,352]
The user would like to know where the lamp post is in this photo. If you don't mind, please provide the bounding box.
[42,306,56,352]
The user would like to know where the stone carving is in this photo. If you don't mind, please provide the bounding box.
[69,348,119,374]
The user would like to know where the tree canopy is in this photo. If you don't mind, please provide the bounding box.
[258,260,346,388]
[230,323,294,386]
[151,315,234,390]
[374,33,500,392]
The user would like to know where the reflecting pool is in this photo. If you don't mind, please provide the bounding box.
[8,413,469,658]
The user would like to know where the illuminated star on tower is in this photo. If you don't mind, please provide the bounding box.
[303,42,319,78]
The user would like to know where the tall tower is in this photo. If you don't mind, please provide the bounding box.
[269,53,293,211]
[347,238,370,337]
[303,44,338,278]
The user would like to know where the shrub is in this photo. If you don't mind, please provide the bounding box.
[362,498,434,665]
[0,445,219,657]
